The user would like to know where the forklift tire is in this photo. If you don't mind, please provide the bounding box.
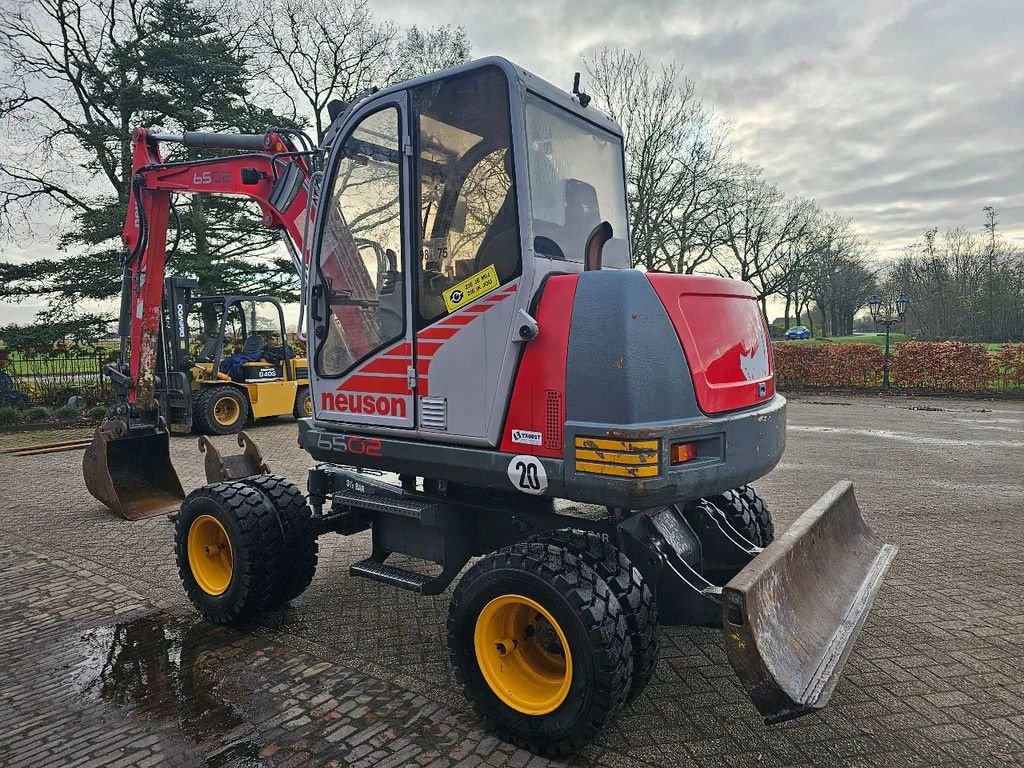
[293,385,312,420]
[240,474,318,606]
[193,387,249,435]
[447,540,633,757]
[703,486,775,547]
[531,529,658,704]
[175,482,287,624]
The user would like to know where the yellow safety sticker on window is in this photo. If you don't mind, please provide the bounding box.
[443,264,500,312]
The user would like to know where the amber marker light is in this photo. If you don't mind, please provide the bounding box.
[670,442,697,464]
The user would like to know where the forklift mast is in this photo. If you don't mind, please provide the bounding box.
[164,276,199,374]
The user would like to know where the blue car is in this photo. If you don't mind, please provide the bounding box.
[784,326,811,340]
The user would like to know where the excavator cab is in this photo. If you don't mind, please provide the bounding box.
[306,60,632,438]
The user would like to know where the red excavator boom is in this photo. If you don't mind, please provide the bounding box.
[85,126,317,518]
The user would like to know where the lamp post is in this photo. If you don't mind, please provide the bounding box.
[868,290,909,391]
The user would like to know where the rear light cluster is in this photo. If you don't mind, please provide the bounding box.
[574,437,659,478]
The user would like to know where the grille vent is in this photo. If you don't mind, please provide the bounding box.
[544,390,563,450]
[419,397,447,430]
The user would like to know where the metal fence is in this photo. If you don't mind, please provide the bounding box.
[0,352,112,406]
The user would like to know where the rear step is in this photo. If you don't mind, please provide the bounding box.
[333,489,442,523]
[349,558,435,593]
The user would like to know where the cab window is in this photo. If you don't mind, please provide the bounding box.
[525,97,630,267]
[412,67,520,326]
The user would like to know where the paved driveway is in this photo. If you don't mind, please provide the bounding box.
[1,394,1022,767]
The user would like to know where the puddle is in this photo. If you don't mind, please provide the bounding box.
[72,614,264,766]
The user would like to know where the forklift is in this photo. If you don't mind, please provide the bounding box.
[157,276,310,435]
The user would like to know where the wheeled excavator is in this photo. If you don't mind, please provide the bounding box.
[83,58,896,755]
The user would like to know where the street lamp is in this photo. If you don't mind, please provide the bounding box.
[868,290,909,391]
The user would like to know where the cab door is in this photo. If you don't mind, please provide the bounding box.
[409,66,524,442]
[308,95,415,429]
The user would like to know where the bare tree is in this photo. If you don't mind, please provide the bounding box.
[0,0,151,235]
[713,170,814,315]
[800,213,876,336]
[584,49,734,273]
[251,0,396,142]
[395,25,471,82]
[252,0,471,142]
[886,213,1024,342]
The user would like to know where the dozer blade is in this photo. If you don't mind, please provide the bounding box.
[83,418,185,520]
[722,481,896,724]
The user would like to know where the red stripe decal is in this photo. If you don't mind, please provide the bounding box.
[418,326,461,341]
[338,374,410,395]
[359,357,410,375]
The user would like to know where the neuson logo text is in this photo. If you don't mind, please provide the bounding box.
[322,391,407,419]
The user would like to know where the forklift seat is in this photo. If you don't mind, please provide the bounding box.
[241,335,267,356]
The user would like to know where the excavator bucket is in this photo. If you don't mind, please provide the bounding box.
[83,418,185,520]
[722,481,897,724]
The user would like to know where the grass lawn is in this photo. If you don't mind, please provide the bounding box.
[779,333,908,347]
[2,353,107,376]
[778,335,1019,351]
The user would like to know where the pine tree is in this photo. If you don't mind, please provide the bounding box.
[0,0,300,323]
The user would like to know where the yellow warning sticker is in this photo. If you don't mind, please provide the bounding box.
[442,264,500,312]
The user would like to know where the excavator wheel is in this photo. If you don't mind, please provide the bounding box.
[293,385,312,420]
[530,529,658,704]
[174,482,287,624]
[447,540,633,757]
[735,485,775,545]
[704,486,775,547]
[239,474,318,605]
[193,386,249,435]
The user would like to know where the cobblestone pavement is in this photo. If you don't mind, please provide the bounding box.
[2,395,1023,767]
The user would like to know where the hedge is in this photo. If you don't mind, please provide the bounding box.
[773,341,1023,392]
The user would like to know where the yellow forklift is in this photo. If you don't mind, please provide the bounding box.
[161,276,310,434]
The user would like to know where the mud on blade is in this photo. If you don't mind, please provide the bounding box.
[722,481,897,724]
[83,419,185,520]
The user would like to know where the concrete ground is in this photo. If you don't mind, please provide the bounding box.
[1,393,1022,767]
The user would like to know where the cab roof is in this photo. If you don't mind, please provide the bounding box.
[370,56,624,139]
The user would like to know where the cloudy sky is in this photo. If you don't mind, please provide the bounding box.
[382,0,1023,250]
[1,0,1021,324]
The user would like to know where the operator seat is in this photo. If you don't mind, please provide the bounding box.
[473,151,519,279]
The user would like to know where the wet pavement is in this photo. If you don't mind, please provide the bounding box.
[2,394,1023,767]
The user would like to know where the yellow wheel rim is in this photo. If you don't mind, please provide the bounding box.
[302,393,312,417]
[187,515,233,595]
[213,395,240,427]
[474,594,573,715]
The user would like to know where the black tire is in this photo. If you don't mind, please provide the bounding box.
[736,485,775,545]
[704,486,775,546]
[175,482,288,624]
[293,385,312,420]
[533,529,658,704]
[239,474,318,606]
[447,540,633,757]
[193,386,249,435]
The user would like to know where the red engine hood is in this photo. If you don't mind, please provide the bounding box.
[647,273,775,415]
